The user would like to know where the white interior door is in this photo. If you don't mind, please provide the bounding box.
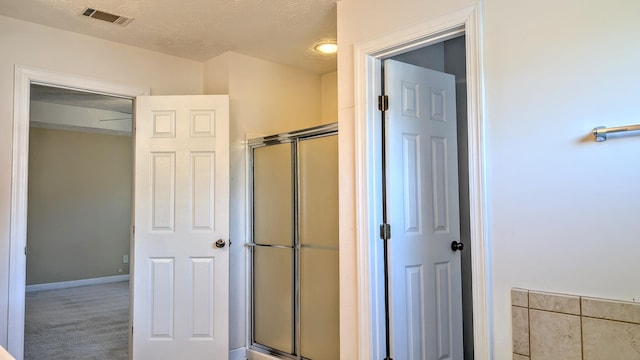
[133,95,229,359]
[385,59,463,360]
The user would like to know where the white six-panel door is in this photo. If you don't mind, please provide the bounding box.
[133,95,229,359]
[385,59,463,360]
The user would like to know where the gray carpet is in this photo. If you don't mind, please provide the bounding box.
[25,281,129,360]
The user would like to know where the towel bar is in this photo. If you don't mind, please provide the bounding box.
[592,124,640,142]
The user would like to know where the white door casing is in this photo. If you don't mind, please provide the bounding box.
[133,95,229,359]
[385,60,463,360]
[8,66,149,360]
[352,5,489,359]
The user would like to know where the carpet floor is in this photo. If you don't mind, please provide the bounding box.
[25,281,129,360]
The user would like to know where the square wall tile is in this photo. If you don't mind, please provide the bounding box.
[514,354,530,360]
[582,297,640,324]
[512,306,529,356]
[529,309,581,360]
[583,317,640,360]
[529,290,580,315]
[512,288,529,307]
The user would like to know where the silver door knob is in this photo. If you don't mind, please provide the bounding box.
[215,239,226,248]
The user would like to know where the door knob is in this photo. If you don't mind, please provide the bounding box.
[451,241,464,252]
[215,239,226,248]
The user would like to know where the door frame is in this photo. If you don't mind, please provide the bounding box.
[352,5,491,359]
[8,65,148,359]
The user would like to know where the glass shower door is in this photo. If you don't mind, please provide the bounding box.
[299,135,339,359]
[250,124,339,360]
[252,143,294,354]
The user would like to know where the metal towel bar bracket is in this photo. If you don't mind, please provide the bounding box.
[592,124,640,142]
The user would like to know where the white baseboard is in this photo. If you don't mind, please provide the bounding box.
[26,274,130,293]
[230,347,247,360]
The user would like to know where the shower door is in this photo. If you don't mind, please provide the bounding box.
[249,124,339,360]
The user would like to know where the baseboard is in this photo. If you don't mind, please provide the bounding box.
[26,274,130,293]
[230,347,247,360]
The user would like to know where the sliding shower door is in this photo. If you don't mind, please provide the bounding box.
[250,124,339,360]
[298,134,339,359]
[253,143,294,353]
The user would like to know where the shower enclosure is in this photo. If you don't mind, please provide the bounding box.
[248,123,339,360]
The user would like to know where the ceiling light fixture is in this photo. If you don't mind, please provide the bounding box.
[314,42,338,54]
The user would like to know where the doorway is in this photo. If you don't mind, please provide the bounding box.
[24,84,133,359]
[383,37,472,359]
[351,5,490,359]
[8,66,148,360]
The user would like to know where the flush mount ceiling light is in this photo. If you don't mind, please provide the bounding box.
[314,42,338,54]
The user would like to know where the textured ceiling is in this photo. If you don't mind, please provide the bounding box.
[0,0,337,74]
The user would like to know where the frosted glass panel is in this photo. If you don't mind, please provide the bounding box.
[253,144,292,246]
[253,246,293,353]
[300,248,339,359]
[250,127,339,359]
[299,134,340,359]
[298,135,338,248]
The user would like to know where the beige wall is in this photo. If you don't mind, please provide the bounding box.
[338,0,640,359]
[27,127,132,284]
[0,15,203,346]
[204,51,327,351]
[321,72,338,123]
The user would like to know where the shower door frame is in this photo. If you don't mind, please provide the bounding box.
[247,123,339,360]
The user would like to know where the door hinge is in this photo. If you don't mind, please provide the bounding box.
[378,95,389,111]
[379,223,391,240]
[24,246,28,256]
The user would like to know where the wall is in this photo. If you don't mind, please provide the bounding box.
[338,0,640,359]
[484,1,640,357]
[27,127,131,284]
[30,101,132,135]
[321,72,338,123]
[204,51,326,351]
[392,42,445,70]
[0,15,203,347]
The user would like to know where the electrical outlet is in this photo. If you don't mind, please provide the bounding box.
[123,255,129,264]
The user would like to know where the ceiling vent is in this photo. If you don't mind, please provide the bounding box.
[82,7,133,26]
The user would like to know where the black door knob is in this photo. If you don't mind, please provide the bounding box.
[451,241,464,252]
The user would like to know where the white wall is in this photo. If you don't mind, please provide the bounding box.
[0,15,203,348]
[204,51,325,351]
[484,0,640,357]
[30,101,132,135]
[337,0,640,358]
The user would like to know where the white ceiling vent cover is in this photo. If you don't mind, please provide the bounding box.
[82,7,134,26]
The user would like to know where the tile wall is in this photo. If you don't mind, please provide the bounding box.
[511,288,640,360]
